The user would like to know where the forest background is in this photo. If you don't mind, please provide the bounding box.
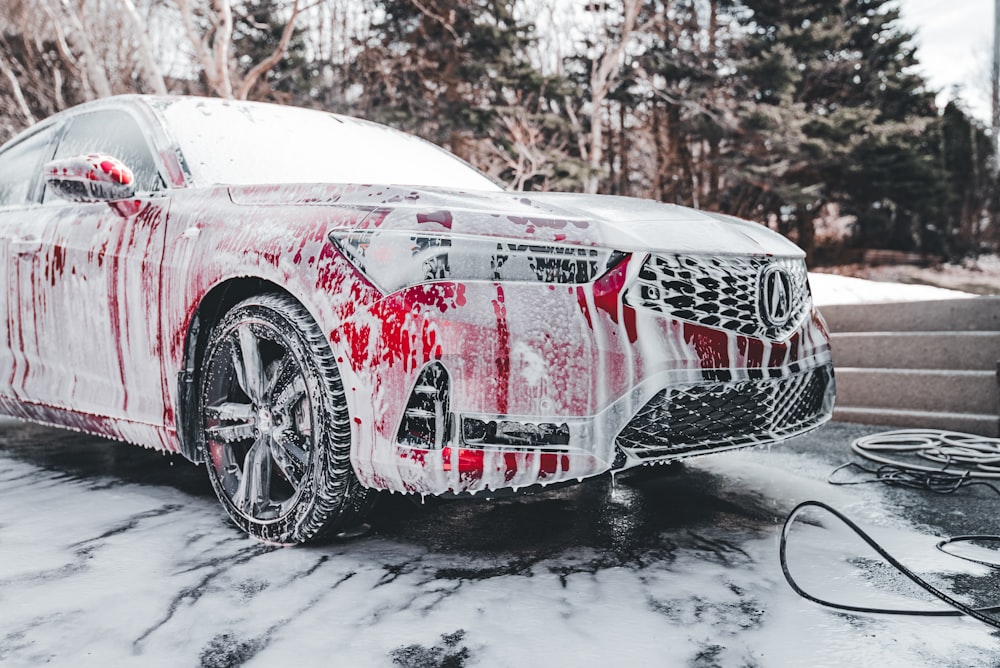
[0,0,995,266]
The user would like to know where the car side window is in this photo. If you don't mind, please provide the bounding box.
[47,110,163,199]
[0,127,57,208]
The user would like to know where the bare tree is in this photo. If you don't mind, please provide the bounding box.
[54,0,113,98]
[118,0,168,95]
[176,0,235,97]
[484,108,565,191]
[564,0,645,194]
[237,0,303,99]
[0,52,35,125]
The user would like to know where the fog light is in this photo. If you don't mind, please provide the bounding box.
[396,362,451,449]
[462,418,570,449]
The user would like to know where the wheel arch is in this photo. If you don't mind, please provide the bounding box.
[175,277,298,462]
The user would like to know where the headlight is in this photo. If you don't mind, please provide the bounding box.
[330,229,625,293]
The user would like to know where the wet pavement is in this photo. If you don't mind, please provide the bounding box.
[0,418,998,667]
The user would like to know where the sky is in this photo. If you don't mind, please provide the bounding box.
[899,0,994,122]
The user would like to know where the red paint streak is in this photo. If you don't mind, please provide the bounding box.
[812,308,830,338]
[159,150,186,187]
[99,159,133,185]
[46,246,68,286]
[111,200,142,217]
[416,283,466,314]
[682,323,731,369]
[421,320,443,360]
[106,205,134,411]
[577,255,637,342]
[416,210,453,229]
[787,333,800,362]
[740,337,764,367]
[258,245,281,268]
[340,282,466,373]
[415,447,587,486]
[491,285,510,414]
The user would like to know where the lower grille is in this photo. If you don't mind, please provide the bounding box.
[616,366,833,458]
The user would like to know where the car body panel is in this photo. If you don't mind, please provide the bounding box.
[0,95,835,501]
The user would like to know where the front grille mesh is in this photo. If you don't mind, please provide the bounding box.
[625,254,809,341]
[616,366,832,458]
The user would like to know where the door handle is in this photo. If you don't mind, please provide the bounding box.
[12,236,41,256]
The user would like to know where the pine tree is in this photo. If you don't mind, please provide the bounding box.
[724,0,946,260]
[936,101,996,258]
[351,0,543,162]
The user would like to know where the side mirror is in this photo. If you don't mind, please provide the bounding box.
[44,153,136,203]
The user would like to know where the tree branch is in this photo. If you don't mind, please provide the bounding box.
[0,53,36,125]
[410,0,460,41]
[237,0,303,100]
[211,0,235,97]
[118,0,168,95]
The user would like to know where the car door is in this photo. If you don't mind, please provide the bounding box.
[15,108,171,426]
[0,124,59,402]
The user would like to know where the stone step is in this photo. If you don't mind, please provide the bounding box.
[830,331,1000,371]
[821,298,1000,333]
[835,368,999,414]
[834,407,1000,438]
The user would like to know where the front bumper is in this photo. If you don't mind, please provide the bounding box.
[388,355,834,495]
[332,253,835,495]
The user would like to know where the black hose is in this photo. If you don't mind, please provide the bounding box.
[780,500,1000,629]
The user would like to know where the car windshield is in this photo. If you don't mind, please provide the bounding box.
[159,98,502,191]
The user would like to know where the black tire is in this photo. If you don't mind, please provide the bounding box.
[198,293,372,544]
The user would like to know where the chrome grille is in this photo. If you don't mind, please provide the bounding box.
[625,254,809,341]
[616,365,833,458]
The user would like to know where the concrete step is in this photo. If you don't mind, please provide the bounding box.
[835,368,999,414]
[830,331,1000,371]
[821,298,1000,333]
[834,407,1000,438]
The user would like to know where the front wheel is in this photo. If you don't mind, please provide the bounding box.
[198,293,372,544]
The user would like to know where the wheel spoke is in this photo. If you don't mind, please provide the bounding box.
[205,422,256,443]
[201,295,360,540]
[204,401,255,443]
[232,434,272,517]
[274,374,307,413]
[271,430,308,486]
[266,354,296,402]
[205,401,254,422]
[233,324,267,405]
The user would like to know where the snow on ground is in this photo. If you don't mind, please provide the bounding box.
[809,272,976,306]
[0,421,997,667]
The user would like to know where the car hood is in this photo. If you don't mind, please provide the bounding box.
[228,184,804,257]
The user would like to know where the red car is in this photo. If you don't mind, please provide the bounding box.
[0,96,834,543]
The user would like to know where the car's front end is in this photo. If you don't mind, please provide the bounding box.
[325,190,835,496]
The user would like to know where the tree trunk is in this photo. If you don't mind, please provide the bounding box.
[118,0,167,95]
[237,0,303,100]
[211,0,235,98]
[581,0,643,194]
[652,102,666,200]
[57,0,112,99]
[618,100,629,196]
[796,208,815,265]
[0,53,35,125]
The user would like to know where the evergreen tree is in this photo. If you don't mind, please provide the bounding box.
[936,101,996,258]
[724,0,945,260]
[351,0,543,162]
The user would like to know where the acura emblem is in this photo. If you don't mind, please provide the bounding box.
[757,265,793,328]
